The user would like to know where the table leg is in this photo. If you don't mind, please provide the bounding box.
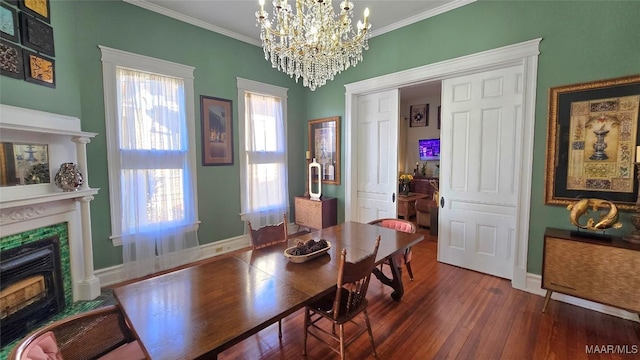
[372,257,404,301]
[542,290,552,313]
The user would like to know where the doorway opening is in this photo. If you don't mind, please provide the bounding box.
[344,38,541,290]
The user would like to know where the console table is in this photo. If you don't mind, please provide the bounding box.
[542,228,640,314]
[294,196,337,230]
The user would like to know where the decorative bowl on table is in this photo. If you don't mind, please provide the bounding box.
[284,239,331,263]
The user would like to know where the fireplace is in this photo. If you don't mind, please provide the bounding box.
[0,236,66,344]
[0,104,101,305]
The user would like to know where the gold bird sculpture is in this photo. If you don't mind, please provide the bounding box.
[567,198,622,231]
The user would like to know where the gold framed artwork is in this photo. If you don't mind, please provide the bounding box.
[22,48,54,88]
[200,95,233,166]
[308,116,340,185]
[545,74,640,210]
[18,0,50,24]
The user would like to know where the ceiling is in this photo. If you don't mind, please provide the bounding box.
[127,0,472,46]
[125,0,473,96]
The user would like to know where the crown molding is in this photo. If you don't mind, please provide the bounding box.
[124,0,475,47]
[123,0,262,46]
[370,0,477,38]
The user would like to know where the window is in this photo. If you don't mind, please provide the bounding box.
[100,46,199,278]
[237,78,289,228]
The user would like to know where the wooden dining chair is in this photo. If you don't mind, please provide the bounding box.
[8,304,145,360]
[247,213,288,249]
[303,236,381,360]
[367,218,417,280]
[247,213,288,338]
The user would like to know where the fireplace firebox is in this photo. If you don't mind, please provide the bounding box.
[0,236,65,344]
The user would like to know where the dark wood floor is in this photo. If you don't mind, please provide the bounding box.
[218,231,640,360]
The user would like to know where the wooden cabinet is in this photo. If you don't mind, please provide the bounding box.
[294,196,337,230]
[542,228,640,313]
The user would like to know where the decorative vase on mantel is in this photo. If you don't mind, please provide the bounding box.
[54,162,83,191]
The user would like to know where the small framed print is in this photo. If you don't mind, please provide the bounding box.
[410,103,429,127]
[23,48,54,87]
[200,95,233,165]
[20,12,54,56]
[18,0,50,24]
[0,3,19,43]
[0,40,23,79]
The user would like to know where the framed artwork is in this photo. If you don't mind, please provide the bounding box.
[0,3,19,43]
[545,74,640,210]
[200,95,233,166]
[0,40,23,79]
[22,48,54,87]
[410,103,428,127]
[308,116,340,185]
[19,12,54,56]
[18,0,50,24]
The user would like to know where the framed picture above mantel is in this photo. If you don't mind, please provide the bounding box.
[544,74,640,210]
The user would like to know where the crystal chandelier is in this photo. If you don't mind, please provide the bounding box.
[256,0,371,91]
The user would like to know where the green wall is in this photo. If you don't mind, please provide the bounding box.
[1,1,639,275]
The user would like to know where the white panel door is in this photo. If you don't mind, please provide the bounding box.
[355,90,399,223]
[438,66,523,280]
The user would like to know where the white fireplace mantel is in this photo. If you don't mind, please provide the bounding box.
[0,104,101,301]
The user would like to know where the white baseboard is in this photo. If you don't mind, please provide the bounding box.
[97,222,304,287]
[525,273,639,323]
[96,234,251,287]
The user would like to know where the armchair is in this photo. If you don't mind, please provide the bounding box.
[416,198,438,235]
[8,304,145,360]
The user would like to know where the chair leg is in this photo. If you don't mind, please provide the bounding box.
[363,308,377,358]
[302,309,309,356]
[405,260,414,281]
[278,319,282,339]
[339,323,346,360]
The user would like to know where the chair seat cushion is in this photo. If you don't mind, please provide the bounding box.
[379,219,414,233]
[97,341,145,360]
[23,331,63,360]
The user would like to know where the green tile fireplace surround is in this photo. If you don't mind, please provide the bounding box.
[0,224,105,358]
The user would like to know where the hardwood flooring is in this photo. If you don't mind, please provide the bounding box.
[218,231,640,360]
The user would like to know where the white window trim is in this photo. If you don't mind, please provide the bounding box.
[99,45,199,246]
[236,77,289,221]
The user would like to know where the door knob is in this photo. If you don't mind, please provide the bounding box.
[440,196,445,208]
[392,193,396,203]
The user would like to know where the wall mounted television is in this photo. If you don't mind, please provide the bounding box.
[419,138,440,161]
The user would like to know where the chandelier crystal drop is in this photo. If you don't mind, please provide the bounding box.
[256,0,371,91]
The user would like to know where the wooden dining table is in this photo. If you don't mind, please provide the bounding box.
[113,221,424,359]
